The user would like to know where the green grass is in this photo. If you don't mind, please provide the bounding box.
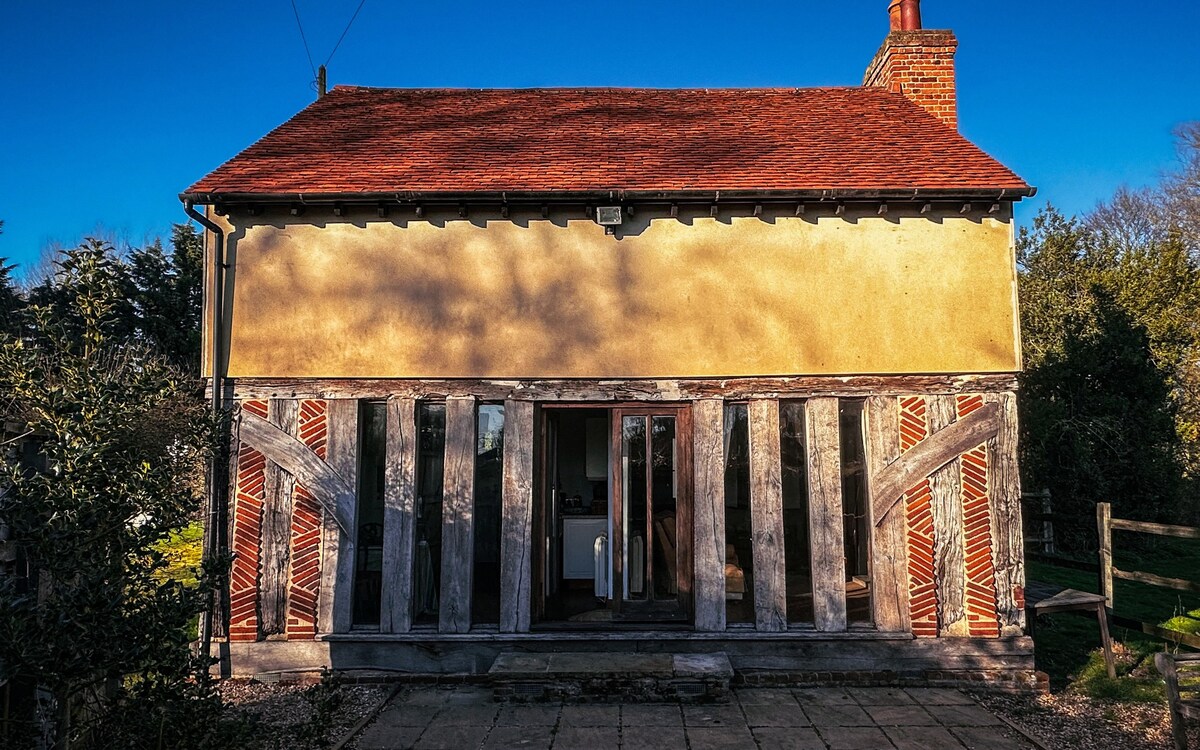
[1027,534,1200,700]
[155,520,204,588]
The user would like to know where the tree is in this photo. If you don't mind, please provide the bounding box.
[127,225,203,372]
[0,239,239,748]
[0,220,23,336]
[1018,206,1199,543]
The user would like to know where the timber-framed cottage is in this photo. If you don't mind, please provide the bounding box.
[183,0,1038,688]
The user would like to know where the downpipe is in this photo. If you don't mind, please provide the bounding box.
[182,200,225,673]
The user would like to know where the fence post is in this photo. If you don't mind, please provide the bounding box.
[1097,502,1113,609]
[1041,490,1055,555]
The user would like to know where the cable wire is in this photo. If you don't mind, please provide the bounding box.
[325,0,368,67]
[324,0,364,67]
[290,0,317,79]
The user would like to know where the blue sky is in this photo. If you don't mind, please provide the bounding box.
[1,1,1197,271]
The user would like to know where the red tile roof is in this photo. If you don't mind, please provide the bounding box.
[184,86,1031,199]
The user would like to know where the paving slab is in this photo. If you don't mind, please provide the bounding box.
[849,686,917,705]
[886,725,968,749]
[905,688,976,705]
[357,724,424,750]
[413,723,491,750]
[482,725,555,749]
[682,703,746,727]
[752,726,827,750]
[619,703,683,727]
[620,724,687,749]
[794,687,858,706]
[559,703,621,727]
[741,702,813,727]
[552,726,620,748]
[496,703,561,726]
[372,705,437,728]
[806,703,875,727]
[685,726,757,749]
[431,704,500,726]
[863,703,940,726]
[736,688,801,706]
[817,725,896,750]
[951,726,1032,750]
[925,703,1006,727]
[348,682,1029,750]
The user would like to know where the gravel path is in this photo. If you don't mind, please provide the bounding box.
[976,690,1196,750]
[220,680,389,748]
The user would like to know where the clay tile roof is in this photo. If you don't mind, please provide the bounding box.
[184,86,1030,198]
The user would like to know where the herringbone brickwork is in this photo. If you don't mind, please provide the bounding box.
[957,395,1000,637]
[229,399,268,641]
[900,396,939,637]
[287,400,327,639]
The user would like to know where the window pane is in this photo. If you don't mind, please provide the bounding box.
[840,400,872,624]
[723,404,754,624]
[413,403,445,626]
[650,416,677,601]
[781,401,814,624]
[472,404,504,625]
[352,401,387,627]
[622,416,647,600]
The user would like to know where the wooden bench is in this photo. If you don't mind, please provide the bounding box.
[1025,580,1116,679]
[1156,652,1200,750]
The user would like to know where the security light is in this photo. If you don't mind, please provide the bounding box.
[596,206,622,226]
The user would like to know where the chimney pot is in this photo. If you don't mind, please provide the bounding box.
[888,0,903,30]
[900,0,923,30]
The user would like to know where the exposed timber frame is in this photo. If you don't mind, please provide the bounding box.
[214,374,1018,402]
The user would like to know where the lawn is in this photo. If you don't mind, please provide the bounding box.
[1026,533,1200,698]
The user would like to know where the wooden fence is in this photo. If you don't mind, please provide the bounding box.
[1096,502,1200,649]
[1022,489,1056,555]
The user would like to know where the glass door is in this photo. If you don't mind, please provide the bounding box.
[611,406,692,622]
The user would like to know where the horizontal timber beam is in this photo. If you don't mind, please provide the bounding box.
[213,374,1019,402]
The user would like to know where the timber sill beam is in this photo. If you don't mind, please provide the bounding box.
[238,411,354,534]
[871,401,1001,528]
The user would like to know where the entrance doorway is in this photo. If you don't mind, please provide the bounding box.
[536,405,693,626]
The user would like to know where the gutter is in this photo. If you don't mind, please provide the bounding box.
[178,186,1037,208]
[182,199,226,670]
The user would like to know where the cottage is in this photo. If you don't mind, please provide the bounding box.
[183,0,1038,689]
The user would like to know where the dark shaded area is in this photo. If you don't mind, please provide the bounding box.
[472,404,504,625]
[1020,292,1184,549]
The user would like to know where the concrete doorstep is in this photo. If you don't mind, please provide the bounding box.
[488,651,734,703]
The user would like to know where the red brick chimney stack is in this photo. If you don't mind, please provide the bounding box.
[865,0,958,128]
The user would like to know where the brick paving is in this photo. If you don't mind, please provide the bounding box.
[351,685,1039,749]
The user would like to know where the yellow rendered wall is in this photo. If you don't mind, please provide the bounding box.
[206,207,1020,379]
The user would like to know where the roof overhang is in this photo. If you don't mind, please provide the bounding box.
[180,186,1036,208]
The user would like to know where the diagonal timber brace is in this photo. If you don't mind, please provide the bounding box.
[871,401,1000,527]
[238,411,354,535]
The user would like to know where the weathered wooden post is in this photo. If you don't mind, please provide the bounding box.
[1040,490,1055,555]
[1097,502,1113,609]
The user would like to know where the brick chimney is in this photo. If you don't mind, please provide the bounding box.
[863,0,959,128]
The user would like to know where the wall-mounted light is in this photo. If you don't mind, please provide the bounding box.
[332,203,345,217]
[596,206,622,234]
[289,204,306,217]
[377,203,389,218]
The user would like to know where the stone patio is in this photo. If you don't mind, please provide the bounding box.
[350,684,1040,749]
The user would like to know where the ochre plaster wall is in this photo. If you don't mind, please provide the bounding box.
[206,207,1020,379]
